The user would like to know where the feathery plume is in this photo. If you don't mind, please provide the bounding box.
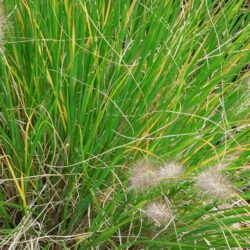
[195,168,234,200]
[128,158,184,191]
[0,3,6,49]
[128,158,159,191]
[157,161,184,179]
[144,201,174,226]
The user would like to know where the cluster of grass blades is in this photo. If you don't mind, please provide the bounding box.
[0,0,249,249]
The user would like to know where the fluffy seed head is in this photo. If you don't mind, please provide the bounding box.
[144,201,174,226]
[195,168,234,200]
[157,162,184,179]
[128,158,159,191]
[128,159,184,191]
[0,3,6,46]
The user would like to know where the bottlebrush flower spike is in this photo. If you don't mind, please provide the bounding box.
[157,161,184,179]
[128,159,184,191]
[195,168,235,200]
[128,158,159,191]
[144,201,174,226]
[0,3,6,48]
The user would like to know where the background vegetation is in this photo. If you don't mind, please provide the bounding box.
[0,0,249,249]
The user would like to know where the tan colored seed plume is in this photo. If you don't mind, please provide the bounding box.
[157,161,184,179]
[195,168,235,200]
[128,158,184,191]
[0,3,6,48]
[144,201,174,226]
[128,158,159,191]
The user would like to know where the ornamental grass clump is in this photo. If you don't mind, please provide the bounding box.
[0,0,249,248]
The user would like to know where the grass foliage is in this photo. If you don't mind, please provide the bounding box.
[0,0,249,249]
